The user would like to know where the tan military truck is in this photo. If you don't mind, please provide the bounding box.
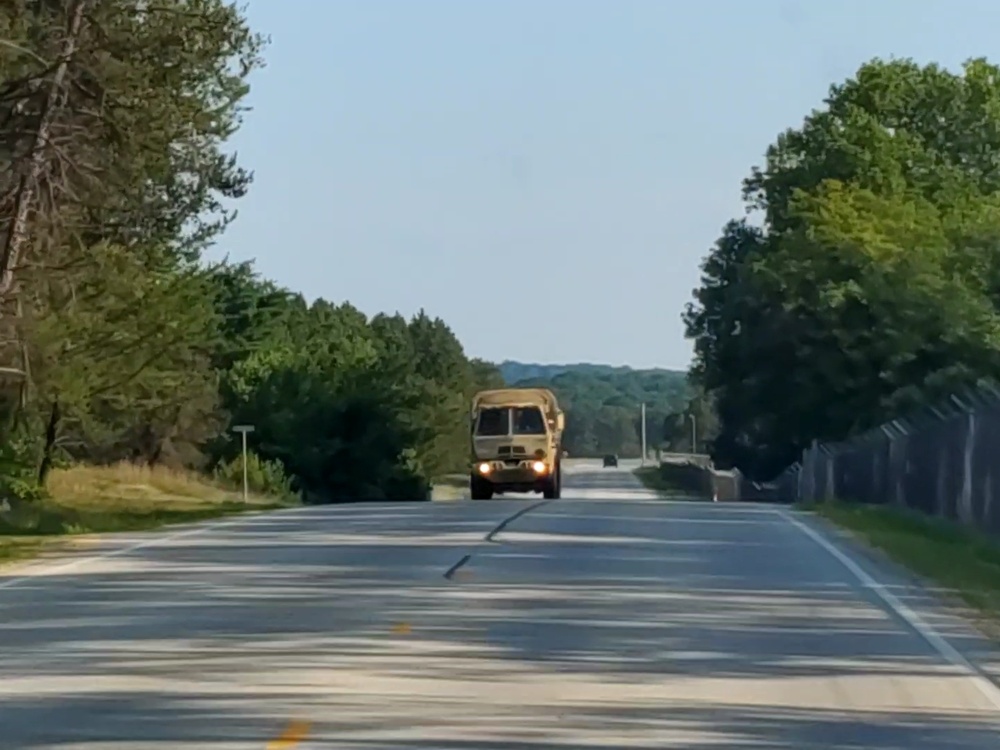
[468,387,565,500]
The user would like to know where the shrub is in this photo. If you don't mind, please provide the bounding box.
[214,451,295,501]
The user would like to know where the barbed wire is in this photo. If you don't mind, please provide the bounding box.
[774,379,1000,483]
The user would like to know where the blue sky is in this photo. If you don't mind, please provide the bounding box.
[214,0,1000,370]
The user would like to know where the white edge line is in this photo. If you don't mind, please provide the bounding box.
[776,507,1000,712]
[0,505,317,593]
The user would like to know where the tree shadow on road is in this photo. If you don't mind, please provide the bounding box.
[0,503,998,748]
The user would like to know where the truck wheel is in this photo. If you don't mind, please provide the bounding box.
[543,467,560,499]
[470,476,493,500]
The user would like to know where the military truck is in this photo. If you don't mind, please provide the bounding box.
[468,387,564,500]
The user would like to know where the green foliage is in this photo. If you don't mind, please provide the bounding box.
[685,56,1000,479]
[210,292,497,501]
[0,2,502,504]
[504,363,694,456]
[0,438,47,506]
[661,387,719,454]
[213,451,294,501]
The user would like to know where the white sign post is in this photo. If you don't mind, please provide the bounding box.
[640,402,647,466]
[232,425,255,501]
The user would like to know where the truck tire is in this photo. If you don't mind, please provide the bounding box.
[470,476,493,500]
[543,466,561,499]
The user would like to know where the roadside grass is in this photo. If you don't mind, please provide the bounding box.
[0,537,45,565]
[804,500,1000,639]
[430,473,468,501]
[634,465,708,500]
[0,462,295,565]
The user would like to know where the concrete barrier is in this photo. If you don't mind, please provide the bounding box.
[710,469,741,501]
[655,459,756,503]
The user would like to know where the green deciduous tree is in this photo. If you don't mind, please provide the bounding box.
[686,56,1000,479]
[0,2,497,506]
[208,279,501,501]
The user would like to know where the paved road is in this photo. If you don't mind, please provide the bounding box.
[1,460,999,748]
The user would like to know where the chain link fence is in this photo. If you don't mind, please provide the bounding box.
[774,383,1000,535]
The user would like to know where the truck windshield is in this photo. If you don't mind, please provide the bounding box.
[512,406,546,435]
[476,407,509,436]
[475,406,547,436]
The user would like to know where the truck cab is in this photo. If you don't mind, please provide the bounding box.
[469,388,564,500]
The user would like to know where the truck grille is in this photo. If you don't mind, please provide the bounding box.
[497,445,527,456]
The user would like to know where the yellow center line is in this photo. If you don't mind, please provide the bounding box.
[266,719,312,750]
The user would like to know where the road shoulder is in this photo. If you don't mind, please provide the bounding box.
[0,503,312,586]
[781,506,1000,692]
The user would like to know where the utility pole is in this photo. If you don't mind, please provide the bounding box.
[640,402,647,466]
[232,425,255,501]
[688,413,697,454]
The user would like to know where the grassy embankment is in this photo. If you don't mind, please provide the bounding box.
[634,463,710,500]
[803,501,1000,640]
[430,473,468,501]
[0,462,294,566]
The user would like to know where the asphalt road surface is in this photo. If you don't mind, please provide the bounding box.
[2,459,1000,748]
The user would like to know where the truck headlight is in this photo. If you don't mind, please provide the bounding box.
[478,462,491,475]
[531,460,546,473]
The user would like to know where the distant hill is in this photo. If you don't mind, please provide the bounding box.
[497,360,693,457]
[497,360,678,384]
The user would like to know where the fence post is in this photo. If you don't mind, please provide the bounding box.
[797,448,807,502]
[959,410,975,524]
[800,440,819,502]
[823,445,835,501]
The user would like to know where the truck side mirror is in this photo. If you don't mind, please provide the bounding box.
[556,413,565,431]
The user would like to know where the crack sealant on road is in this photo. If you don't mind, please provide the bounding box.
[443,499,551,580]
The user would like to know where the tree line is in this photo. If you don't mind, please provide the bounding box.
[0,1,502,504]
[504,363,699,456]
[685,56,1000,480]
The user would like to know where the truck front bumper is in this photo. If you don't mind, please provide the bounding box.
[472,458,551,491]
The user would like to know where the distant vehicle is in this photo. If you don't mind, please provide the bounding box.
[603,454,618,468]
[468,387,565,500]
